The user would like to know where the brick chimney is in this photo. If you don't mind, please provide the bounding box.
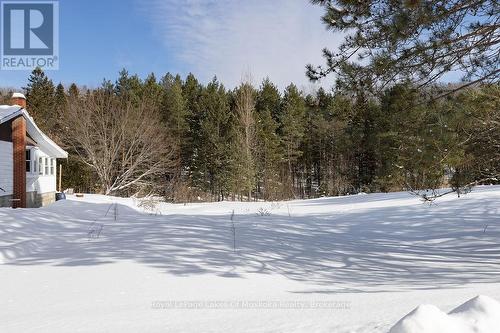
[11,92,27,109]
[11,93,27,208]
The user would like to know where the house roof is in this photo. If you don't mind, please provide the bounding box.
[0,105,68,158]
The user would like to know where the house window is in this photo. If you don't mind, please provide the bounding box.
[45,158,49,175]
[50,159,55,175]
[26,150,31,172]
[39,157,43,175]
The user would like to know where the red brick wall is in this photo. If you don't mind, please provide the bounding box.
[12,116,26,208]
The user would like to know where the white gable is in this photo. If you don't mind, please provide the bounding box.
[0,105,67,158]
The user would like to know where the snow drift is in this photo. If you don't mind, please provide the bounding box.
[2,186,500,332]
[390,295,500,333]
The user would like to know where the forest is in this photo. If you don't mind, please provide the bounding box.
[1,68,498,202]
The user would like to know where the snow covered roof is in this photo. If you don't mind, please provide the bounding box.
[0,105,68,158]
[12,92,26,99]
[0,105,21,119]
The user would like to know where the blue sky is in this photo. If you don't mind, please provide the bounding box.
[1,0,462,91]
[0,0,344,90]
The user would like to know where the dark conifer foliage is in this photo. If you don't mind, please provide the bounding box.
[24,67,56,133]
[308,0,500,95]
[15,68,500,201]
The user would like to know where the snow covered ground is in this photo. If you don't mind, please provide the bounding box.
[1,186,500,332]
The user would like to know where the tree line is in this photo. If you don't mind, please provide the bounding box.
[1,68,498,201]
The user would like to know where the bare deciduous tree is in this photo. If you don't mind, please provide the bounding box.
[63,90,176,195]
[234,81,256,201]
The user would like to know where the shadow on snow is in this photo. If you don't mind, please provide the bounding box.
[1,194,499,292]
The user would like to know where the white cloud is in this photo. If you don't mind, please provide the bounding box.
[142,0,342,90]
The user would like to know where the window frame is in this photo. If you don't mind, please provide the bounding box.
[50,159,55,176]
[25,149,31,173]
[39,157,43,175]
[33,154,38,176]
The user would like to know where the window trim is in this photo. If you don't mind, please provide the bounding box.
[26,149,32,173]
[33,155,38,176]
[50,159,55,176]
[39,157,43,175]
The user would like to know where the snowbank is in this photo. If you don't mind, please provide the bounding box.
[390,295,500,333]
[2,186,500,332]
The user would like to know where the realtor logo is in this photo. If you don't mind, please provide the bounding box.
[1,1,59,70]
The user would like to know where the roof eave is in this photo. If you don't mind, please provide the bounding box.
[0,108,68,158]
[23,110,68,158]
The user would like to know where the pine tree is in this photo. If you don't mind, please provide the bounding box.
[352,93,380,192]
[324,93,355,196]
[114,69,142,104]
[194,78,233,200]
[68,83,79,99]
[161,73,188,145]
[182,73,203,179]
[51,83,67,142]
[256,78,281,122]
[55,83,66,106]
[453,85,500,186]
[254,79,283,199]
[279,84,306,197]
[377,84,464,192]
[142,73,163,103]
[18,68,495,201]
[24,67,56,133]
[160,73,189,199]
[301,93,323,198]
[255,105,282,199]
[308,0,499,94]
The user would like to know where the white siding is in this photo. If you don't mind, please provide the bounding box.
[27,174,56,194]
[0,144,57,197]
[26,148,56,194]
[0,141,13,195]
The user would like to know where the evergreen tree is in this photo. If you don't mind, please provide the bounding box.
[194,78,233,200]
[55,83,66,106]
[254,79,283,200]
[351,93,380,192]
[279,84,306,197]
[182,73,203,181]
[377,84,465,192]
[142,73,163,103]
[161,73,188,146]
[160,73,189,200]
[68,83,79,99]
[301,91,329,198]
[50,83,67,143]
[17,68,494,202]
[256,78,282,122]
[453,85,500,186]
[24,67,56,133]
[114,69,142,104]
[308,0,499,94]
[322,93,356,195]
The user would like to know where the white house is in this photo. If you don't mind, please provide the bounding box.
[0,93,67,208]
